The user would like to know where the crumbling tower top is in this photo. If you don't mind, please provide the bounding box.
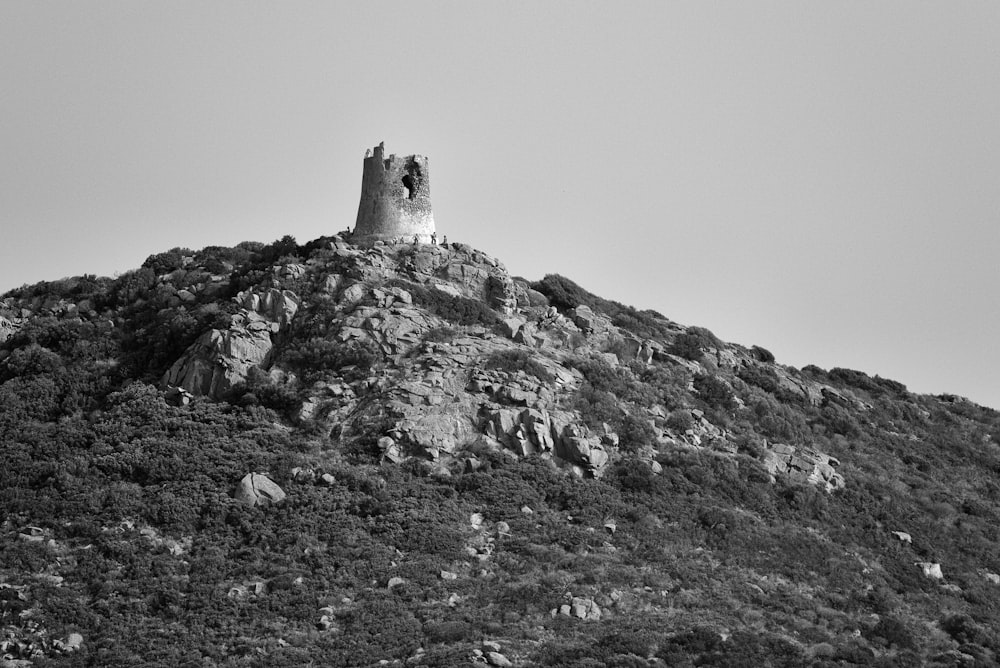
[353,142,435,245]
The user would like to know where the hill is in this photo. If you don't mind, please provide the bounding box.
[2,234,999,667]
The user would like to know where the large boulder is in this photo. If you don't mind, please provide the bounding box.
[234,473,286,507]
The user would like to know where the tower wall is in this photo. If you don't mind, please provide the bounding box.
[353,142,435,245]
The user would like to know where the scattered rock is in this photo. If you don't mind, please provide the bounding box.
[559,596,602,620]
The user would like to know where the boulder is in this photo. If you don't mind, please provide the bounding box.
[234,473,286,507]
[487,652,513,667]
[501,316,526,339]
[339,282,367,306]
[916,562,943,579]
[570,305,611,335]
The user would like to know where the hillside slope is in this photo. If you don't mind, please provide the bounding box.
[2,234,999,667]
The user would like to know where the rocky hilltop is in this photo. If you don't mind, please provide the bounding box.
[1,234,999,666]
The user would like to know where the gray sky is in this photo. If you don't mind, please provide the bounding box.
[2,1,999,409]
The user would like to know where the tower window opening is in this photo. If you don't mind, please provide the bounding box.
[401,174,416,200]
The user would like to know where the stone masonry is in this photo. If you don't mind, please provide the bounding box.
[353,141,435,245]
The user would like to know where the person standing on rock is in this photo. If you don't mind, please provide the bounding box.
[431,232,437,245]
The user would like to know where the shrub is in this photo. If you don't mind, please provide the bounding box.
[618,414,657,453]
[870,616,915,649]
[738,365,780,394]
[574,384,625,431]
[751,345,775,363]
[530,274,592,310]
[666,409,693,432]
[423,620,474,644]
[484,349,554,383]
[282,337,380,384]
[669,332,705,361]
[693,374,736,411]
[142,248,193,275]
[388,280,499,327]
[423,326,458,343]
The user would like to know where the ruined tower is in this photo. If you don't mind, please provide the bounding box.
[353,142,435,245]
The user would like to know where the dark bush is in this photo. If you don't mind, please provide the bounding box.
[423,620,474,644]
[388,280,499,327]
[484,349,554,383]
[282,337,380,384]
[669,332,705,361]
[693,374,736,411]
[423,326,458,343]
[531,274,592,310]
[738,365,780,394]
[142,248,193,275]
[618,414,657,453]
[870,616,915,649]
[665,409,693,432]
[751,345,775,363]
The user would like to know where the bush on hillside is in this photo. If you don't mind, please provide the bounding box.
[669,332,705,361]
[282,337,380,384]
[484,349,554,383]
[388,280,499,327]
[693,373,736,411]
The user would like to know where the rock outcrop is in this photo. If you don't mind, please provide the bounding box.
[162,290,301,398]
[163,312,276,398]
[763,443,845,492]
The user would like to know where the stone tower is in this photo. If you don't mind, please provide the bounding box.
[353,142,435,245]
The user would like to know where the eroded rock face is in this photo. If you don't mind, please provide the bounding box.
[482,407,610,476]
[163,314,275,397]
[0,315,19,343]
[237,288,300,328]
[337,305,437,357]
[163,289,301,398]
[763,443,845,492]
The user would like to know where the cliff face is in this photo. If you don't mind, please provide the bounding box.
[2,234,1000,666]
